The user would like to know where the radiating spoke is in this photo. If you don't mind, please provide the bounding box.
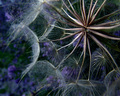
[51,25,83,31]
[62,8,84,26]
[89,33,120,71]
[56,34,84,68]
[82,0,87,24]
[92,9,120,24]
[67,0,78,14]
[57,33,82,50]
[87,38,92,80]
[78,51,84,64]
[90,0,98,19]
[67,0,83,22]
[62,0,83,22]
[51,31,82,42]
[88,23,120,30]
[91,19,120,27]
[64,34,83,60]
[89,0,106,25]
[62,0,77,17]
[89,29,120,40]
[80,0,85,23]
[76,32,87,82]
[87,0,93,24]
[50,15,79,27]
[45,2,80,26]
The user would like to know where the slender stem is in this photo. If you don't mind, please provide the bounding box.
[76,32,87,82]
[91,19,120,26]
[45,2,80,27]
[89,0,98,20]
[92,9,120,25]
[82,0,87,24]
[62,8,84,26]
[89,0,106,25]
[57,32,82,50]
[87,23,120,30]
[89,29,120,40]
[87,0,93,25]
[51,31,82,42]
[87,38,92,80]
[51,25,83,31]
[56,34,84,69]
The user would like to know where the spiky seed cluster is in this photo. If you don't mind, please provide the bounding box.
[44,0,120,80]
[4,0,120,95]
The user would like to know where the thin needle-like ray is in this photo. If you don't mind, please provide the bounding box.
[62,0,78,19]
[88,23,120,30]
[45,2,81,26]
[91,19,120,27]
[48,13,77,27]
[92,9,120,24]
[67,0,82,21]
[80,0,85,23]
[62,0,82,22]
[92,62,101,73]
[76,32,87,82]
[89,29,120,40]
[56,18,79,27]
[51,25,83,31]
[96,64,104,79]
[57,33,82,50]
[67,0,76,13]
[62,8,84,26]
[6,23,25,49]
[56,34,84,69]
[87,0,93,24]
[43,5,79,27]
[64,34,83,60]
[78,51,84,64]
[89,0,106,24]
[51,31,82,42]
[82,0,87,23]
[89,34,120,71]
[89,81,101,96]
[90,0,98,19]
[87,38,92,80]
[47,12,78,27]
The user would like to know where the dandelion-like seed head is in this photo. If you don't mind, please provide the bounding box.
[5,0,120,95]
[44,0,120,81]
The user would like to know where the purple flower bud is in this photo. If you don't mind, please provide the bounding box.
[8,72,15,79]
[42,53,46,57]
[5,12,13,22]
[8,65,17,72]
[29,81,35,86]
[13,44,17,48]
[43,42,50,46]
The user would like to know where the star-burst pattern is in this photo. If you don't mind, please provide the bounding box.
[45,0,120,80]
